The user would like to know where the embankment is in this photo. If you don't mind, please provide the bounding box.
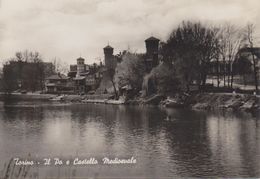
[190,93,259,112]
[0,92,259,113]
[128,92,259,113]
[0,93,55,100]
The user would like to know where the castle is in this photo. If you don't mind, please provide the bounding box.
[45,36,160,94]
[102,36,160,72]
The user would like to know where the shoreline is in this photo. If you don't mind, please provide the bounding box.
[0,92,259,114]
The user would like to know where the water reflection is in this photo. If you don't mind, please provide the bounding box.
[0,100,259,177]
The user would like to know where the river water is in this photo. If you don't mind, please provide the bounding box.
[0,99,259,178]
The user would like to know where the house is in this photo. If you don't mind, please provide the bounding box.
[208,59,231,75]
[234,47,260,71]
[208,47,260,87]
[45,73,73,94]
[232,47,260,85]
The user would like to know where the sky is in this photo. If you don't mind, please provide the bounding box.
[0,0,260,66]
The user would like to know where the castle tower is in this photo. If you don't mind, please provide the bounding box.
[76,57,85,76]
[145,36,160,68]
[103,45,114,69]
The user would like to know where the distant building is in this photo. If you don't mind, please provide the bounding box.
[233,47,260,84]
[208,59,230,75]
[45,73,72,93]
[68,57,90,78]
[68,65,77,78]
[67,57,103,94]
[144,36,160,72]
[234,47,260,68]
[208,47,260,87]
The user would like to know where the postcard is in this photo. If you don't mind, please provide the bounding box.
[0,0,259,178]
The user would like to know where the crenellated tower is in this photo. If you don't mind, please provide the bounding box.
[103,45,115,70]
[145,36,160,71]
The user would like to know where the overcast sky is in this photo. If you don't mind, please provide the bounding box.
[0,0,259,65]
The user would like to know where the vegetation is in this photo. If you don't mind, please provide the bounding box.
[115,53,146,95]
[2,50,54,93]
[217,24,243,88]
[160,21,219,91]
[1,21,259,96]
[112,21,259,99]
[142,63,181,96]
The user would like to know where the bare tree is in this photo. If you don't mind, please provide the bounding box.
[218,24,243,88]
[218,30,228,87]
[52,58,69,74]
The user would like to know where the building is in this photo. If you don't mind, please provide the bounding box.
[68,65,77,78]
[67,57,103,94]
[73,57,87,94]
[45,73,73,93]
[207,47,260,88]
[233,47,260,85]
[68,57,90,78]
[234,47,260,69]
[104,45,117,70]
[145,36,160,72]
[208,59,231,75]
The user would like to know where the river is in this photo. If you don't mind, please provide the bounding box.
[0,99,259,178]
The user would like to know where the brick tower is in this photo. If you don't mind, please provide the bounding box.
[103,45,115,70]
[145,36,160,70]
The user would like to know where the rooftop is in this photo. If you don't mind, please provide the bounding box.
[145,36,160,42]
[46,73,68,80]
[104,45,113,49]
[238,47,260,58]
[77,57,85,61]
[74,76,86,80]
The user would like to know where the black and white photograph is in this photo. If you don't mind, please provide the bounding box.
[0,0,259,178]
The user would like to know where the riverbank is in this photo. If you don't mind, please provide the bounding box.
[0,92,56,100]
[127,92,260,113]
[0,93,124,105]
[0,92,259,113]
[190,93,260,112]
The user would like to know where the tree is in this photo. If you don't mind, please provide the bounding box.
[2,60,19,93]
[52,58,69,74]
[2,50,45,93]
[161,21,219,91]
[143,62,181,95]
[218,24,243,88]
[114,53,146,95]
